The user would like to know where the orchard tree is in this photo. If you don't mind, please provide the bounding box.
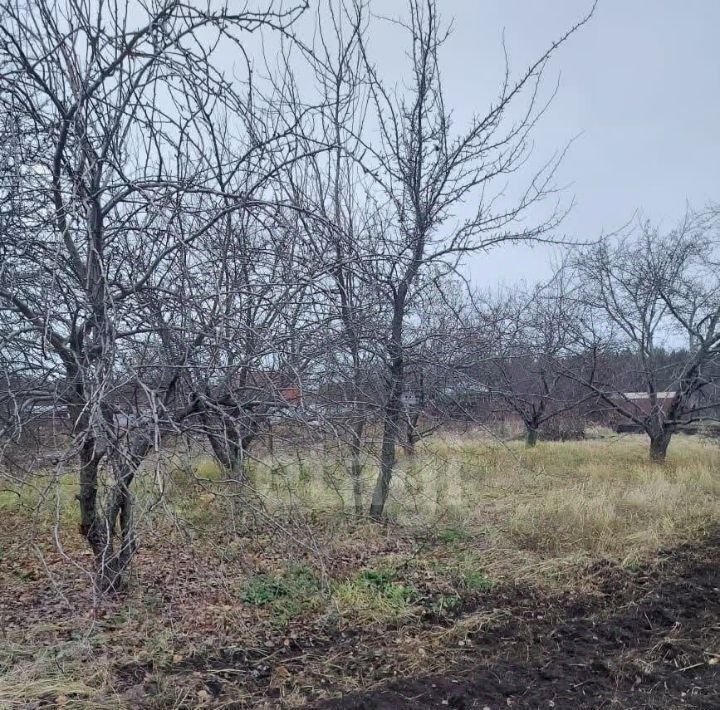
[354,0,595,517]
[0,0,307,590]
[570,210,720,461]
[479,281,588,446]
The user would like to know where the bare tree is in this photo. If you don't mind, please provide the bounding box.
[0,0,306,590]
[396,275,479,454]
[569,211,720,461]
[278,0,384,515]
[351,0,595,518]
[477,281,588,446]
[260,0,592,518]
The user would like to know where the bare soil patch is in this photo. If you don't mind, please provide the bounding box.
[317,531,720,709]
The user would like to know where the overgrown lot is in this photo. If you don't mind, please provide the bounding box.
[2,432,719,708]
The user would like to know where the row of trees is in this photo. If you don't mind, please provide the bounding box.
[1,0,718,592]
[474,212,720,455]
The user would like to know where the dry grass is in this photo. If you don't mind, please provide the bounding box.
[1,430,719,707]
[223,430,720,562]
[0,642,120,709]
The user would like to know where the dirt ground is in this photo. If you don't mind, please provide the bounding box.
[102,528,720,708]
[317,532,720,709]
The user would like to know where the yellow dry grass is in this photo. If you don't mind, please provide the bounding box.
[155,430,720,598]
[213,430,720,562]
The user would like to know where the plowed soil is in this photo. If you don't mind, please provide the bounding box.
[318,533,720,709]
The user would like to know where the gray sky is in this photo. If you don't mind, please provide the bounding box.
[384,0,720,286]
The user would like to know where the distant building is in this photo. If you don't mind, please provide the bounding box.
[609,391,708,432]
[614,391,677,413]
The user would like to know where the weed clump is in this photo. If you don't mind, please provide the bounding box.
[462,570,492,592]
[333,567,418,620]
[241,565,321,620]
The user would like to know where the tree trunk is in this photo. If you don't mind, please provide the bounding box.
[97,434,152,593]
[228,451,248,483]
[207,429,249,484]
[350,451,363,517]
[77,436,106,558]
[649,429,672,463]
[369,352,404,520]
[369,414,399,519]
[403,370,424,456]
[267,422,274,457]
[403,410,421,456]
[99,475,134,593]
[349,419,365,516]
[525,426,539,447]
[70,383,107,563]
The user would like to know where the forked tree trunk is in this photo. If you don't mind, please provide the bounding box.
[403,369,424,457]
[403,410,421,456]
[206,423,257,485]
[96,435,152,593]
[100,473,135,593]
[76,438,148,594]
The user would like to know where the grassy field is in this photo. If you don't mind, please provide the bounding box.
[1,430,719,708]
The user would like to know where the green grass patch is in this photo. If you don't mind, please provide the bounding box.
[241,564,322,620]
[332,567,418,620]
[431,594,462,614]
[437,525,469,544]
[242,574,292,606]
[461,569,492,592]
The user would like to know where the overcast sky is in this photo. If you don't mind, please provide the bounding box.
[380,0,720,286]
